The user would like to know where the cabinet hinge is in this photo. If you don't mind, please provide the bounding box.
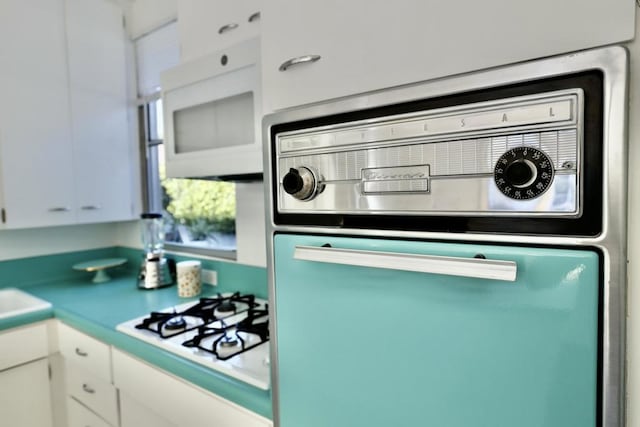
[1,208,6,224]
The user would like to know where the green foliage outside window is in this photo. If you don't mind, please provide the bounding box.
[162,178,236,240]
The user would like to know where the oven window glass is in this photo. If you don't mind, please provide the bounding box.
[173,92,254,153]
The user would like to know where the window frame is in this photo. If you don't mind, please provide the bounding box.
[139,94,237,261]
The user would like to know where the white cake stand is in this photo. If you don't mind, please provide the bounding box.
[72,258,128,283]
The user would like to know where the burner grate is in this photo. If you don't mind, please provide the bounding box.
[182,307,269,360]
[134,292,260,339]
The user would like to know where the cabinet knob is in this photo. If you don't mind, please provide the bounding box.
[279,55,321,72]
[248,12,261,23]
[218,23,239,34]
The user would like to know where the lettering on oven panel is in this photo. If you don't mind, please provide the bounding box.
[421,99,572,135]
[361,165,430,194]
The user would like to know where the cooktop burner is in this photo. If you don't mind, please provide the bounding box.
[116,292,270,390]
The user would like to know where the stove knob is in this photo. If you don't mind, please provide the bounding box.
[282,167,322,201]
[494,147,555,200]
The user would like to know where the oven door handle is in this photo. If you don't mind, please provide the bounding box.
[293,245,517,281]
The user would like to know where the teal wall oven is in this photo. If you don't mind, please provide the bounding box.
[263,46,628,427]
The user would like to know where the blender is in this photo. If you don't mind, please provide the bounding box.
[138,213,175,289]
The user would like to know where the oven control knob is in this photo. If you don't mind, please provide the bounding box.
[494,147,554,200]
[282,167,322,201]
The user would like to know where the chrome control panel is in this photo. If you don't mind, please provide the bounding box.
[275,89,583,216]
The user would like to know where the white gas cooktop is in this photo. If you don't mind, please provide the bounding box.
[116,293,270,390]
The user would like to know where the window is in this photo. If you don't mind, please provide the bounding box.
[137,25,236,258]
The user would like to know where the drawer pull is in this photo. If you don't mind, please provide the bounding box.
[279,55,321,72]
[48,206,71,212]
[218,23,238,34]
[80,205,101,210]
[82,383,95,394]
[248,11,261,22]
[75,347,88,357]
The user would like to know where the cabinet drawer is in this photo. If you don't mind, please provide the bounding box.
[66,366,118,427]
[58,322,111,381]
[67,396,112,427]
[0,322,48,371]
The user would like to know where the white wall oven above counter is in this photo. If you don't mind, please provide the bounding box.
[161,37,262,179]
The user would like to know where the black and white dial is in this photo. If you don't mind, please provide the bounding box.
[494,147,554,200]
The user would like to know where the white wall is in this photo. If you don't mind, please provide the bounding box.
[125,0,177,39]
[235,182,267,267]
[0,223,121,261]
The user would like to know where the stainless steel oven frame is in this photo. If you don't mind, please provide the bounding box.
[263,46,628,427]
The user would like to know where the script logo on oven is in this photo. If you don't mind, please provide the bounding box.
[361,165,431,194]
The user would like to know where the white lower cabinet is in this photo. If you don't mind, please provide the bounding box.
[0,359,53,427]
[56,321,116,426]
[120,392,177,427]
[112,348,272,427]
[55,322,271,427]
[0,323,53,427]
[65,364,119,426]
[67,397,112,427]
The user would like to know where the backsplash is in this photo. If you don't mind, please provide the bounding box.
[0,246,268,299]
[117,247,268,298]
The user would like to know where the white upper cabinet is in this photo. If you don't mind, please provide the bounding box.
[177,0,261,62]
[261,0,636,112]
[65,0,134,224]
[0,0,76,228]
[0,0,136,228]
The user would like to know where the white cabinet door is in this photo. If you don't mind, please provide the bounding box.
[177,0,260,62]
[0,358,53,427]
[67,397,112,427]
[261,0,635,112]
[0,0,76,228]
[65,365,119,427]
[113,349,272,427]
[120,392,177,427]
[0,0,136,229]
[65,0,135,224]
[57,321,112,383]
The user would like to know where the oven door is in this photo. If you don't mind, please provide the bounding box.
[272,233,600,427]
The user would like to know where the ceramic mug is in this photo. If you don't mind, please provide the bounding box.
[176,260,202,298]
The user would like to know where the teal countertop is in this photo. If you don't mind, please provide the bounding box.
[1,267,272,419]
